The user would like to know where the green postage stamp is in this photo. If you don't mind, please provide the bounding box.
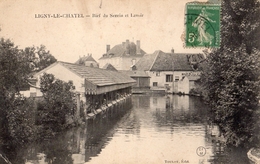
[185,3,221,48]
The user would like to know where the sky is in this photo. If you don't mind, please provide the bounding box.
[0,0,207,63]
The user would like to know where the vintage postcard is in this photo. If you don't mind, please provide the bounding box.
[0,0,259,164]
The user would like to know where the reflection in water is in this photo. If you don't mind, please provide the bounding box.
[1,95,250,164]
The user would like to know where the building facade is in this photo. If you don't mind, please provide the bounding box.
[98,39,146,70]
[134,50,204,93]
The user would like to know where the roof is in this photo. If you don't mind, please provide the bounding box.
[99,42,146,59]
[34,61,135,87]
[135,50,204,71]
[119,70,150,78]
[75,55,97,64]
[150,51,176,71]
[134,51,159,71]
[102,63,118,71]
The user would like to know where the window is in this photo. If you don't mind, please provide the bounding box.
[156,72,160,76]
[175,76,180,81]
[166,74,173,82]
[153,82,158,86]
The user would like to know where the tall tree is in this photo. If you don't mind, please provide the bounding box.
[0,38,57,141]
[200,0,260,147]
[0,38,32,140]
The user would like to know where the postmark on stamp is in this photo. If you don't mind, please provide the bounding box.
[185,3,221,48]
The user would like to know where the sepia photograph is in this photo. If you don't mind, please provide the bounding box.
[0,0,259,163]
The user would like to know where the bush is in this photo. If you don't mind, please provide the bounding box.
[39,73,76,131]
[6,97,41,144]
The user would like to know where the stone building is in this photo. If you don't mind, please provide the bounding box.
[134,50,204,93]
[98,39,146,70]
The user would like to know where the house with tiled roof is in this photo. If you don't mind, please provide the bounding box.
[98,39,146,70]
[75,54,99,68]
[134,50,204,93]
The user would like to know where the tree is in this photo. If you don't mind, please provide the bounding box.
[0,39,56,108]
[200,0,260,147]
[0,38,32,140]
[0,39,32,97]
[7,97,38,144]
[0,37,57,143]
[0,39,57,98]
[38,73,76,131]
[24,45,57,72]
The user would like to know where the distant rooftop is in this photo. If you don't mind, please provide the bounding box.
[75,54,97,64]
[99,39,146,60]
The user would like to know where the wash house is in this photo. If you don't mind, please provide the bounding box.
[30,61,136,116]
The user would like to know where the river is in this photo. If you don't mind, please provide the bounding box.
[1,94,250,164]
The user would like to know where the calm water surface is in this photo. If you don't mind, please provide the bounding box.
[4,94,250,164]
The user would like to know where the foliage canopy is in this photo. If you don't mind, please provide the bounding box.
[200,0,260,147]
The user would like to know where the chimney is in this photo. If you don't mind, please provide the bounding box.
[136,40,141,55]
[126,39,130,55]
[122,42,125,48]
[106,45,110,53]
